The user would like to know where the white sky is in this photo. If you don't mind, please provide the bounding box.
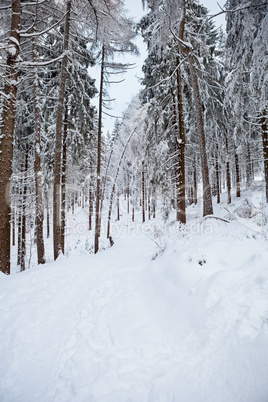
[92,0,226,133]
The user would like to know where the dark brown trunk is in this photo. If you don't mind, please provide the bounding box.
[235,152,241,198]
[261,110,268,202]
[0,0,21,274]
[95,45,105,254]
[61,102,68,254]
[53,0,71,261]
[132,207,135,222]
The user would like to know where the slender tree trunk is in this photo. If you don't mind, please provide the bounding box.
[94,44,105,254]
[89,184,93,231]
[47,202,50,238]
[132,207,135,222]
[61,101,68,254]
[12,206,16,247]
[153,187,156,218]
[0,0,21,274]
[117,191,120,221]
[176,59,186,223]
[17,183,23,267]
[142,161,146,223]
[226,138,231,204]
[33,38,45,265]
[127,174,130,214]
[235,151,241,198]
[72,192,75,214]
[261,110,268,203]
[53,0,71,261]
[21,148,29,272]
[215,147,220,204]
[193,161,198,205]
[246,142,252,189]
[107,128,137,239]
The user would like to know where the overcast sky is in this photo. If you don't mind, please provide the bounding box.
[94,0,226,133]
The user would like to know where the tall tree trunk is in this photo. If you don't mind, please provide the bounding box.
[235,151,241,198]
[246,142,252,188]
[89,184,93,231]
[61,101,68,254]
[176,59,186,223]
[33,38,45,265]
[215,146,220,204]
[177,1,212,216]
[53,0,71,261]
[261,110,268,203]
[47,200,50,239]
[21,148,29,272]
[226,137,231,204]
[193,160,198,205]
[117,191,120,221]
[17,185,22,267]
[94,45,105,254]
[188,54,213,216]
[127,174,130,214]
[142,161,146,223]
[0,0,21,274]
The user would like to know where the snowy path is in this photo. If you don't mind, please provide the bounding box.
[1,221,268,401]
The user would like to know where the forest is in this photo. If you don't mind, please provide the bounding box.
[0,0,268,401]
[0,0,267,272]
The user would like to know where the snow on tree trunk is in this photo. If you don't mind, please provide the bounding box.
[187,53,213,216]
[0,0,21,274]
[33,38,45,265]
[261,110,268,203]
[53,0,71,261]
[94,44,105,254]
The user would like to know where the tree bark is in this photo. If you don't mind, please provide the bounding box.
[215,145,220,204]
[0,0,21,274]
[176,59,186,223]
[53,0,71,261]
[142,161,146,223]
[21,148,29,272]
[33,38,45,265]
[94,44,105,253]
[61,101,68,254]
[235,151,241,198]
[226,138,231,204]
[177,0,213,216]
[261,110,268,203]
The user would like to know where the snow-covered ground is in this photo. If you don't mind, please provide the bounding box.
[1,187,268,401]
